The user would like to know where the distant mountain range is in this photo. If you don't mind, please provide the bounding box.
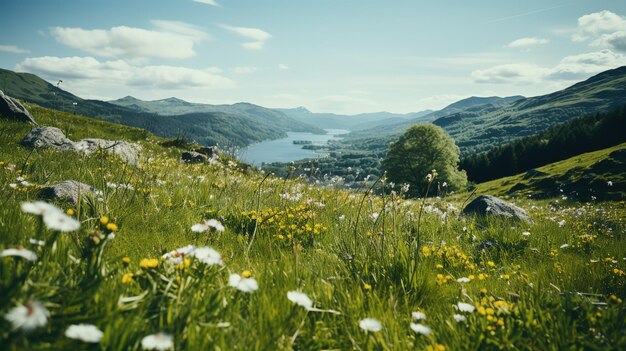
[346,66,626,156]
[275,107,434,131]
[0,68,324,147]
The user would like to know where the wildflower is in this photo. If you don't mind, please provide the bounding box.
[242,270,252,278]
[412,311,426,320]
[559,244,569,249]
[487,261,495,268]
[162,245,196,265]
[139,258,159,269]
[522,231,531,237]
[65,324,103,343]
[228,273,258,293]
[501,274,510,281]
[5,301,49,331]
[1,248,37,261]
[122,273,134,284]
[100,216,109,225]
[21,201,59,216]
[363,283,372,291]
[457,277,470,283]
[141,332,173,350]
[106,223,118,232]
[287,291,313,310]
[480,288,488,294]
[122,256,131,264]
[456,302,475,313]
[29,238,45,246]
[410,323,432,335]
[453,314,466,322]
[66,209,75,216]
[607,181,613,186]
[192,247,223,266]
[359,318,382,332]
[191,219,225,233]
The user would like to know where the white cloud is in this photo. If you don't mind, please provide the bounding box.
[50,21,209,59]
[472,63,549,84]
[547,49,626,80]
[233,66,257,74]
[506,37,550,48]
[193,0,219,6]
[220,25,271,50]
[572,10,626,52]
[472,50,626,84]
[15,56,234,91]
[278,63,289,70]
[0,45,29,54]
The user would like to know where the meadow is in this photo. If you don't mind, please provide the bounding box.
[1,105,625,350]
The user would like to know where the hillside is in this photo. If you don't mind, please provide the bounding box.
[0,68,324,147]
[1,104,625,350]
[474,142,626,201]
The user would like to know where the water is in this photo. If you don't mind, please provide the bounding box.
[238,129,349,166]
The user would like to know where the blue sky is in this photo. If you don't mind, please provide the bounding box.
[1,0,625,114]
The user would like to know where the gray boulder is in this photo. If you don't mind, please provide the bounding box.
[181,151,208,163]
[20,126,75,151]
[0,90,37,124]
[462,195,531,223]
[40,180,97,204]
[75,139,141,165]
[195,146,219,158]
[20,126,141,165]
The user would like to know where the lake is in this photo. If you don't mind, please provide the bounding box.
[238,129,349,166]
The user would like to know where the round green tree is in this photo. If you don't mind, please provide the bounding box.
[382,124,467,197]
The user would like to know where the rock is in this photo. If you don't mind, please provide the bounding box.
[462,195,531,223]
[75,139,141,165]
[20,126,141,165]
[181,151,208,163]
[194,146,219,158]
[20,126,75,151]
[40,180,97,204]
[0,90,37,124]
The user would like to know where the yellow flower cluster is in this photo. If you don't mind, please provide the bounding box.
[421,244,475,270]
[140,258,159,269]
[475,295,516,332]
[241,205,328,241]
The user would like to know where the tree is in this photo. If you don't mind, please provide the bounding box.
[382,124,467,197]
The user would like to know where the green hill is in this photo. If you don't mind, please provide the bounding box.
[0,68,324,147]
[474,142,626,201]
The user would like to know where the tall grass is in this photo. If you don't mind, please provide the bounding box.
[0,106,625,350]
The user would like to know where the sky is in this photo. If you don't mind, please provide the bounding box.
[1,0,626,115]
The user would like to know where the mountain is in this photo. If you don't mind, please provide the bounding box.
[346,95,525,139]
[437,66,626,155]
[0,68,324,147]
[276,107,433,131]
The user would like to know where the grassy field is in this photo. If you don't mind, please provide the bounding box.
[1,105,625,350]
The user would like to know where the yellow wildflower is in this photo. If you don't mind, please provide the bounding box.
[100,216,109,225]
[122,273,134,284]
[122,256,131,264]
[140,258,159,269]
[363,283,372,291]
[106,223,119,232]
[242,270,252,278]
[66,209,75,216]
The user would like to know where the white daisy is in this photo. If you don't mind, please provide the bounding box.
[21,201,60,216]
[192,247,222,266]
[456,302,475,313]
[359,318,382,332]
[65,324,104,343]
[5,301,49,331]
[191,219,225,233]
[43,210,81,232]
[411,311,426,320]
[162,245,196,265]
[457,277,471,283]
[410,323,432,335]
[1,248,37,261]
[228,273,258,293]
[141,332,173,350]
[287,291,313,310]
[453,314,467,322]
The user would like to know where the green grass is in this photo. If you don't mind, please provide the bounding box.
[1,106,625,350]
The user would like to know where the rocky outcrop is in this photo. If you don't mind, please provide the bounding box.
[462,195,531,223]
[181,151,208,163]
[195,146,219,158]
[0,91,37,124]
[40,180,97,204]
[20,126,141,165]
